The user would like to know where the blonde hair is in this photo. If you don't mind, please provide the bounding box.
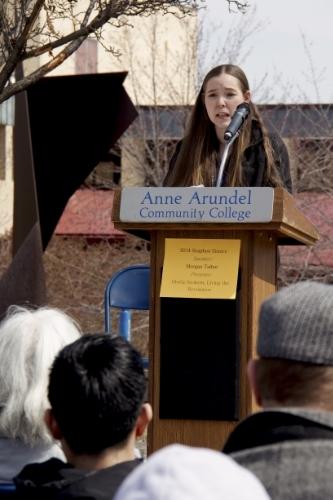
[0,306,81,445]
[164,64,282,188]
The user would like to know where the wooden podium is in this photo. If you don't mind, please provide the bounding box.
[112,187,318,454]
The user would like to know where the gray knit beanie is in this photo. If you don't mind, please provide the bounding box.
[258,281,333,365]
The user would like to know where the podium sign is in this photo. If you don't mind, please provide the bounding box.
[160,238,241,299]
[120,187,274,223]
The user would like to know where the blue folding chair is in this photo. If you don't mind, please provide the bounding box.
[104,264,150,367]
[0,483,16,497]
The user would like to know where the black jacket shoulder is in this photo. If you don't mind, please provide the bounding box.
[163,126,292,192]
[14,457,142,499]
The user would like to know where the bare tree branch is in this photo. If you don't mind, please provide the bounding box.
[0,0,198,103]
[0,0,249,104]
[226,0,249,14]
[0,36,86,102]
[0,0,45,92]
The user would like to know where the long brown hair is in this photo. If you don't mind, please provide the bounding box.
[164,64,282,187]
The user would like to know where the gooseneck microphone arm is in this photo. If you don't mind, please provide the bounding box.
[215,132,239,187]
[215,102,250,187]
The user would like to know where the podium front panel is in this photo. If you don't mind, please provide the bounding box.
[112,188,317,452]
[160,296,240,420]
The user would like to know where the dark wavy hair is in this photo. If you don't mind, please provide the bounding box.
[48,334,146,454]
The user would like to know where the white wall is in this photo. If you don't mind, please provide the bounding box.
[0,126,14,235]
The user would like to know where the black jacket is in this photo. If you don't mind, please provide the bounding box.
[164,121,292,192]
[14,458,142,499]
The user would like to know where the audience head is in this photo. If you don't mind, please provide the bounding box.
[249,281,333,409]
[0,305,81,445]
[114,444,270,499]
[47,334,150,456]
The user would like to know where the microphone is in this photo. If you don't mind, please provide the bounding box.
[224,102,250,141]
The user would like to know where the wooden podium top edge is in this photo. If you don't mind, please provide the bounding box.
[112,188,319,246]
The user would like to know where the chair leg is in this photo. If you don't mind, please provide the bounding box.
[142,357,149,369]
[119,310,131,342]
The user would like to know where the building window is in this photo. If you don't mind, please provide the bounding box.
[295,138,333,192]
[84,144,121,189]
[144,138,178,186]
[0,126,6,180]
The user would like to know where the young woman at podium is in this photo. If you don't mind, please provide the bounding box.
[163,64,292,192]
[159,65,292,422]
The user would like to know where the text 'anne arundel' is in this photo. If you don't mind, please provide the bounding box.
[140,189,252,206]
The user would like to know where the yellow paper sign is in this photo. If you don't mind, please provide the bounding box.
[160,238,241,299]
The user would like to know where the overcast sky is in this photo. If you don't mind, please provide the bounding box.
[199,0,333,104]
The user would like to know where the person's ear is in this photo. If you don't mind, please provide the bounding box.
[135,403,153,438]
[44,408,63,440]
[247,359,262,407]
[244,90,251,102]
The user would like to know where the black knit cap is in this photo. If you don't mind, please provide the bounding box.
[258,281,333,365]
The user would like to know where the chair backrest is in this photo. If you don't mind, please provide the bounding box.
[104,264,150,340]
